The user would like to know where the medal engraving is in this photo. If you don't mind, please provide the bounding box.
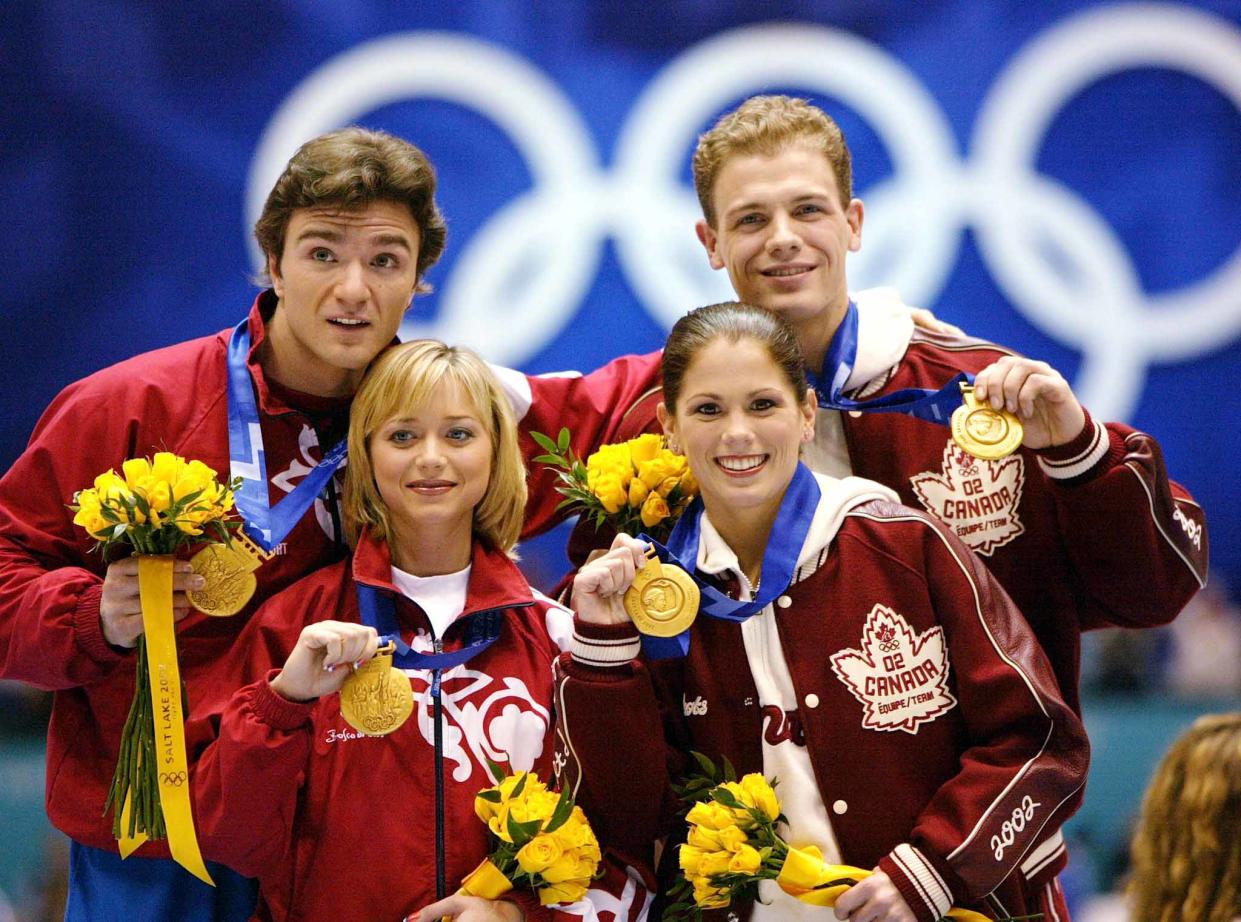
[339,643,413,737]
[187,533,271,617]
[624,549,699,638]
[951,384,1024,461]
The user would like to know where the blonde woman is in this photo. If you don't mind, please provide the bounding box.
[1128,713,1241,922]
[190,342,639,922]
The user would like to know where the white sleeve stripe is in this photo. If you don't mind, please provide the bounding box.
[1019,829,1065,877]
[848,510,1060,864]
[1038,421,1108,479]
[1122,460,1208,589]
[892,844,952,918]
[571,634,641,665]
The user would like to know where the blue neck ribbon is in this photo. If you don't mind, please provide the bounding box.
[355,582,504,675]
[807,300,971,424]
[638,463,822,660]
[226,319,349,551]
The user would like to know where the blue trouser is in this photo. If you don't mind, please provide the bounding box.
[66,841,258,922]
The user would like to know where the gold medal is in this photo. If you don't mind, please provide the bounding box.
[951,383,1024,460]
[187,531,272,617]
[339,642,413,737]
[623,548,700,638]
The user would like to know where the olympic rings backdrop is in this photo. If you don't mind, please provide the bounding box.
[4,1,1239,594]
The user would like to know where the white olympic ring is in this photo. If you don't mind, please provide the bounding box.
[247,3,1241,420]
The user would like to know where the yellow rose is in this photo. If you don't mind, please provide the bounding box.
[516,834,564,875]
[686,801,735,831]
[639,491,670,528]
[592,473,628,514]
[739,773,780,822]
[137,477,173,514]
[627,434,663,466]
[150,452,184,484]
[586,444,632,483]
[635,456,673,491]
[121,457,152,488]
[727,844,762,875]
[475,792,502,824]
[678,844,705,876]
[537,878,589,906]
[687,822,747,854]
[627,477,649,507]
[696,849,730,877]
[692,877,730,909]
[72,492,110,537]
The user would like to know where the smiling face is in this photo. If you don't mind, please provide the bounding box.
[659,335,816,538]
[264,200,422,397]
[369,378,492,573]
[695,143,863,364]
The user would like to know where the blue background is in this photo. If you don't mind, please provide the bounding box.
[1,1,1239,915]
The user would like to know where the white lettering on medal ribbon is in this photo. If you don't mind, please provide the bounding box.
[991,795,1042,860]
[249,6,1241,422]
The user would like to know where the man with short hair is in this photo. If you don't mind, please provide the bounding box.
[522,96,1207,922]
[0,127,445,920]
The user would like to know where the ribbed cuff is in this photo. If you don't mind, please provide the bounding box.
[73,582,128,665]
[1037,411,1111,481]
[253,671,316,731]
[570,618,641,667]
[880,844,952,922]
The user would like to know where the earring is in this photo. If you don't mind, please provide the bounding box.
[667,438,681,454]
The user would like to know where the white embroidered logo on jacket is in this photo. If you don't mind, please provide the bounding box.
[830,604,957,734]
[271,424,344,542]
[408,667,551,783]
[910,441,1024,556]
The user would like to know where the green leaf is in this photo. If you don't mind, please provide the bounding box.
[712,786,742,810]
[485,757,509,784]
[722,755,737,782]
[111,524,128,539]
[530,431,559,454]
[543,787,574,834]
[510,771,528,800]
[506,812,542,847]
[531,454,563,467]
[476,790,502,803]
[690,751,718,778]
[557,428,571,452]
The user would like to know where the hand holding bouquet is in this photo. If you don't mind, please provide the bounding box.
[71,452,240,882]
[532,429,696,542]
[464,762,603,906]
[667,754,1016,922]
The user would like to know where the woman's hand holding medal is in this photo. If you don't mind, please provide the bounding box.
[269,621,380,703]
[572,534,649,626]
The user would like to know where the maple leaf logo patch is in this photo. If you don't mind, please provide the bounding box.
[830,604,957,734]
[910,441,1025,556]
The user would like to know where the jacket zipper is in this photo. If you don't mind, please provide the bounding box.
[432,635,446,900]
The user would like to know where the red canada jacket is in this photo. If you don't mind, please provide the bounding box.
[0,292,351,854]
[191,529,651,922]
[519,328,1208,717]
[555,491,1091,922]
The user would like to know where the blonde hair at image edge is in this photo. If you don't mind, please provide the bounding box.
[1128,712,1241,922]
[342,340,527,554]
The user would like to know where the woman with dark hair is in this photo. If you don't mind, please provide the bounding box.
[556,302,1090,922]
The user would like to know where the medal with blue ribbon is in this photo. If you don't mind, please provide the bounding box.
[808,299,969,423]
[189,320,350,617]
[226,319,348,551]
[340,583,508,736]
[811,300,1023,459]
[634,463,822,659]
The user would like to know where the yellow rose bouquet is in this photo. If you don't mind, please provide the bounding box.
[463,761,603,907]
[666,754,1012,922]
[70,452,241,883]
[532,429,697,542]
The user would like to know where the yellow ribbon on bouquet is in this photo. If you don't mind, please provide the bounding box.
[775,844,991,922]
[117,556,213,885]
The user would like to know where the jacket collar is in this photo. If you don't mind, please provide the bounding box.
[239,289,301,417]
[351,526,534,615]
